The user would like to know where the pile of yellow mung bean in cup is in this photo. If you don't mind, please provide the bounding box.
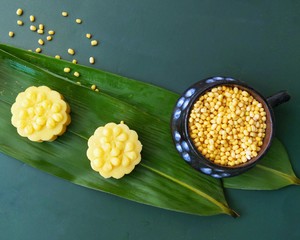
[188,85,267,167]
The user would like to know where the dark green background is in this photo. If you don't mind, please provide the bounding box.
[1,0,300,239]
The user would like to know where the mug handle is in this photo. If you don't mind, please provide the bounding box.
[267,91,291,108]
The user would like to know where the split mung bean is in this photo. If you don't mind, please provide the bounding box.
[188,85,267,167]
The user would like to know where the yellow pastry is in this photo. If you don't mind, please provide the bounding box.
[87,121,142,179]
[11,86,71,142]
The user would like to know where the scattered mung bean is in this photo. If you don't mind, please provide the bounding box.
[30,25,37,31]
[73,71,80,77]
[48,30,55,35]
[91,40,98,46]
[16,8,23,16]
[38,39,44,45]
[68,48,75,55]
[29,15,35,22]
[63,67,71,73]
[89,57,95,64]
[8,31,14,37]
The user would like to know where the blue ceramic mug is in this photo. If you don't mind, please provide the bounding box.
[171,76,290,178]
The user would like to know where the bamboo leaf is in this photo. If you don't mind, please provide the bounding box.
[0,46,236,217]
[2,44,299,191]
[223,138,300,190]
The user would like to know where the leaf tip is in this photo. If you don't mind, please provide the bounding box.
[292,176,300,186]
[228,209,240,218]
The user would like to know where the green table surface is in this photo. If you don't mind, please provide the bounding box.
[1,1,300,239]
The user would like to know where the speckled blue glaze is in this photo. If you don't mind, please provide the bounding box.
[171,76,289,178]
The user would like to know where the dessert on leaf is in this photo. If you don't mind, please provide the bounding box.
[87,121,142,179]
[11,86,71,142]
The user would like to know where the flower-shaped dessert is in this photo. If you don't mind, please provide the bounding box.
[87,121,142,179]
[11,86,71,142]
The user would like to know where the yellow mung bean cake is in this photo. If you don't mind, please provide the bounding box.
[188,85,267,167]
[87,121,142,179]
[11,86,71,142]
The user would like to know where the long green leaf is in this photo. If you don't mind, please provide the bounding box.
[223,138,300,190]
[2,44,299,191]
[0,46,237,217]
